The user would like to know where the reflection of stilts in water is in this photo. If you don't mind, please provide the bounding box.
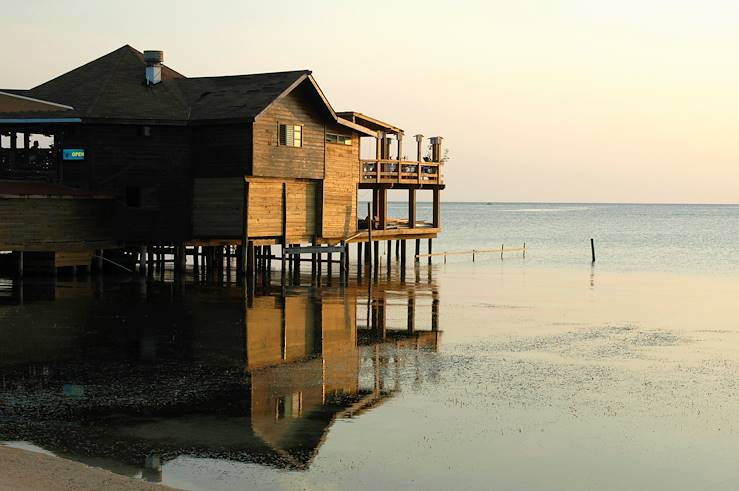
[0,274,443,473]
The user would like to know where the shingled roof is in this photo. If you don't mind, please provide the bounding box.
[0,45,313,123]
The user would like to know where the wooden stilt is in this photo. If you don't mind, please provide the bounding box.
[367,202,373,271]
[178,244,187,273]
[432,289,440,331]
[409,189,416,229]
[147,247,154,280]
[400,240,407,268]
[15,251,23,278]
[428,239,433,265]
[407,295,415,332]
[415,239,420,263]
[281,183,287,286]
[139,245,147,275]
[95,249,103,274]
[247,241,255,277]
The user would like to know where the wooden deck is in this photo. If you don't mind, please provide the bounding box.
[346,226,440,243]
[360,160,442,186]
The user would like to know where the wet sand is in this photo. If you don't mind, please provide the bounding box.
[0,446,179,491]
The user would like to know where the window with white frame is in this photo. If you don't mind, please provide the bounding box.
[278,123,302,147]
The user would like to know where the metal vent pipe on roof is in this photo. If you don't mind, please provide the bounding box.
[144,50,164,86]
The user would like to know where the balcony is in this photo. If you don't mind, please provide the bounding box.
[360,160,442,186]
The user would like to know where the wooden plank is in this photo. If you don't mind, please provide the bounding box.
[284,245,345,255]
[193,177,244,237]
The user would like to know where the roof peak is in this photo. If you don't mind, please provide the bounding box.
[183,69,311,81]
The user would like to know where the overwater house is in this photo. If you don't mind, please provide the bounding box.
[0,45,445,276]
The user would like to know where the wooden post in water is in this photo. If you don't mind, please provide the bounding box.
[591,238,596,263]
[177,244,187,274]
[367,202,373,272]
[400,240,406,269]
[427,239,432,265]
[247,242,255,278]
[373,241,379,273]
[407,294,415,332]
[415,239,420,264]
[15,251,23,278]
[139,245,147,275]
[95,249,103,274]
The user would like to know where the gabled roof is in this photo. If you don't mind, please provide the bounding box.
[10,45,189,120]
[0,45,385,135]
[173,70,311,122]
[0,46,331,124]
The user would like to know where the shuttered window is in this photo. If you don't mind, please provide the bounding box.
[279,124,302,147]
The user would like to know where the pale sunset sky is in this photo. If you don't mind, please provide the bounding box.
[2,0,738,203]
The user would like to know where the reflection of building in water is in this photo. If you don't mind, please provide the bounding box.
[0,276,441,475]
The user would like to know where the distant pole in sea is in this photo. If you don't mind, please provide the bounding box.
[590,238,596,263]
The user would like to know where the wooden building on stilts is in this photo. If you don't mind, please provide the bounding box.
[0,45,445,282]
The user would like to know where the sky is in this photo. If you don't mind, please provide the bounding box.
[2,0,739,203]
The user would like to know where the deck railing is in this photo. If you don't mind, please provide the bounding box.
[360,160,442,185]
[0,149,59,180]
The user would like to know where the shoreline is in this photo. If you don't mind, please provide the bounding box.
[0,445,179,491]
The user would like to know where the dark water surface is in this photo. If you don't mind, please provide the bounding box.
[3,204,739,490]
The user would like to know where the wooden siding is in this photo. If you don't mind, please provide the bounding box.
[322,127,359,239]
[247,177,319,242]
[252,81,326,180]
[63,123,193,243]
[0,197,115,251]
[192,124,251,177]
[192,177,244,238]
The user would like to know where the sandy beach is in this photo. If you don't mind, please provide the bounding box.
[0,446,178,491]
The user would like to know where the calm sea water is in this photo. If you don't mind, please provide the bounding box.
[3,203,739,490]
[388,202,739,274]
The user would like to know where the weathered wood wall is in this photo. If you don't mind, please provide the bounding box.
[322,127,359,239]
[252,81,326,180]
[247,177,319,242]
[64,124,192,243]
[192,124,251,177]
[0,197,115,251]
[192,177,245,238]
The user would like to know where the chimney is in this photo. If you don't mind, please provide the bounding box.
[143,50,164,86]
[430,136,444,162]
